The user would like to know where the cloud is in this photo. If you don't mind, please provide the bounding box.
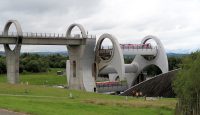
[0,0,200,53]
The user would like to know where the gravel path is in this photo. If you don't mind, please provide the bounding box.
[0,109,28,115]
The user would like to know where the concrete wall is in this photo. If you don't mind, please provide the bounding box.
[67,38,96,92]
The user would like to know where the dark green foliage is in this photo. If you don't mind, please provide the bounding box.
[0,56,6,74]
[124,56,134,64]
[143,65,162,76]
[47,54,68,68]
[20,53,49,73]
[174,51,200,99]
[173,51,200,114]
[168,57,182,70]
[0,53,68,74]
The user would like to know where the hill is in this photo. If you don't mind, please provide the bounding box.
[0,51,68,56]
[167,53,188,57]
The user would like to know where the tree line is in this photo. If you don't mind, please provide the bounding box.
[0,53,183,74]
[0,53,68,74]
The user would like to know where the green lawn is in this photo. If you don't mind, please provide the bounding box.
[0,70,176,115]
[0,68,66,86]
[0,83,176,115]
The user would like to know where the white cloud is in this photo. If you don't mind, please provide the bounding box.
[0,0,200,53]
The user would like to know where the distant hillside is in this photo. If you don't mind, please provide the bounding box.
[28,51,68,56]
[0,51,188,57]
[0,51,68,56]
[167,53,188,57]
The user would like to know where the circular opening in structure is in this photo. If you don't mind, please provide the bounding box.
[144,39,157,48]
[132,65,162,86]
[6,23,17,51]
[70,26,85,38]
[99,38,114,61]
[124,56,135,64]
[142,39,158,60]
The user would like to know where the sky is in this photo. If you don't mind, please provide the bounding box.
[0,0,200,53]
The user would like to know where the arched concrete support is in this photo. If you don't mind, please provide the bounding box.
[66,24,96,92]
[66,23,87,38]
[95,33,125,81]
[126,35,168,87]
[3,20,23,84]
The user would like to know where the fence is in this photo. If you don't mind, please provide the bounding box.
[0,31,96,39]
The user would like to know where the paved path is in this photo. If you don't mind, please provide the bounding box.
[0,109,27,115]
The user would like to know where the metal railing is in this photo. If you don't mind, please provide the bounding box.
[0,31,96,39]
[100,45,157,50]
[99,49,113,54]
[96,81,127,88]
[96,81,128,93]
[120,44,157,50]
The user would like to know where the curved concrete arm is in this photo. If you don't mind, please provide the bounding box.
[66,23,87,38]
[3,20,23,51]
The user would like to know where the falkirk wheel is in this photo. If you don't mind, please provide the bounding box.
[94,34,168,89]
[0,20,168,93]
[66,26,168,92]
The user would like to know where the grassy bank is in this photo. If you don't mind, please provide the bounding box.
[0,68,66,85]
[0,83,176,115]
[0,70,176,115]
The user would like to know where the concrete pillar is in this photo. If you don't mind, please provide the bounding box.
[4,45,21,84]
[67,38,96,91]
[66,23,96,92]
[3,20,23,84]
[66,60,70,85]
[67,45,84,90]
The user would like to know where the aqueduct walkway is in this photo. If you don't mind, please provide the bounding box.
[0,32,96,45]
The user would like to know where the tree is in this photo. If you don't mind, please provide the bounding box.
[173,51,200,114]
[168,57,182,70]
[0,57,6,74]
[24,59,49,73]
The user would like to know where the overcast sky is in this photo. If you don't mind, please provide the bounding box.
[0,0,200,53]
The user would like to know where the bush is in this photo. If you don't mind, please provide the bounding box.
[0,57,6,74]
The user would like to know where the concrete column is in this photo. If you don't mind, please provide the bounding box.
[66,23,96,92]
[4,45,21,84]
[67,46,84,90]
[3,20,23,84]
[67,38,96,91]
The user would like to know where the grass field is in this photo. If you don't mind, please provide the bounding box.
[0,68,66,85]
[0,69,176,115]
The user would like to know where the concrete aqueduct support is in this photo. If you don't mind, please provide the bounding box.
[95,33,125,81]
[3,20,23,84]
[66,24,96,92]
[126,35,169,87]
[94,34,168,88]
